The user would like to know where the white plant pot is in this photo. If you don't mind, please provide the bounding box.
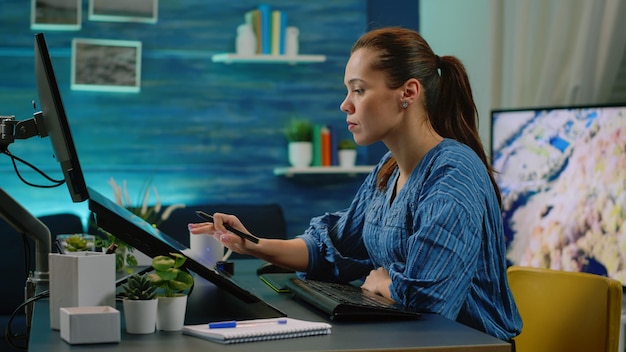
[123,299,158,334]
[156,295,187,331]
[288,142,313,167]
[338,149,357,168]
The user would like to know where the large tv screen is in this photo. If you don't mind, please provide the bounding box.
[491,104,626,284]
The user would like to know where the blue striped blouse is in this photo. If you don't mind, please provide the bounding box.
[298,138,522,341]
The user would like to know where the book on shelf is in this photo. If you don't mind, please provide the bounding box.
[271,10,287,55]
[182,317,332,344]
[245,5,288,56]
[320,126,331,166]
[312,124,322,166]
[312,124,341,167]
[258,4,271,55]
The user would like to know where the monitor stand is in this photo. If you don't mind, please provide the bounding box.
[184,274,284,324]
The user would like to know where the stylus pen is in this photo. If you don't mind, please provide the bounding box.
[195,210,260,244]
[54,239,66,254]
[208,318,287,329]
[105,243,118,254]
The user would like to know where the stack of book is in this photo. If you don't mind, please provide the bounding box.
[312,124,340,167]
[245,4,288,55]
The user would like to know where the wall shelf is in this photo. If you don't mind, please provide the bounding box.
[212,53,326,64]
[273,165,374,177]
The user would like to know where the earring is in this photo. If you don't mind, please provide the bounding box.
[401,101,409,109]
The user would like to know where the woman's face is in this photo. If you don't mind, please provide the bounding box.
[340,48,404,146]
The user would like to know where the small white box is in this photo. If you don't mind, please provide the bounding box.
[60,306,120,344]
[49,252,116,330]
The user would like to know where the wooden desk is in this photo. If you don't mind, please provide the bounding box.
[28,260,511,352]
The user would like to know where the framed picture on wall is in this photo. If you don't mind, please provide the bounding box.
[31,0,81,31]
[88,0,158,24]
[71,39,142,93]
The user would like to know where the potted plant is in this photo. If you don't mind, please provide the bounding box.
[121,273,158,334]
[56,233,95,252]
[91,178,185,273]
[283,118,313,167]
[338,138,358,167]
[94,231,138,273]
[148,253,194,331]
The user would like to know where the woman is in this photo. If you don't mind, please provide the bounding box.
[190,27,522,341]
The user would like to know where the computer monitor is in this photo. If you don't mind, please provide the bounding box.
[35,32,88,202]
[491,104,626,285]
[87,186,285,321]
[0,32,85,279]
[32,33,284,319]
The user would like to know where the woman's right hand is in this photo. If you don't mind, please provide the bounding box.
[188,212,310,271]
[188,212,255,256]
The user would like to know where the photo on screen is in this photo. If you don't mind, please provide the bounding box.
[31,0,81,31]
[71,38,142,93]
[491,105,626,284]
[88,0,158,24]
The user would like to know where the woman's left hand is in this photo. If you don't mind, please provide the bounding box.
[361,267,394,301]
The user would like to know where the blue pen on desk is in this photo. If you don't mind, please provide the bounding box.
[208,318,287,329]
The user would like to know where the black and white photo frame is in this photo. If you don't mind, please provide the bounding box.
[31,0,81,31]
[89,0,158,24]
[71,38,142,93]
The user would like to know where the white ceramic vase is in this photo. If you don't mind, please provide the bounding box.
[288,142,313,167]
[338,149,357,168]
[123,299,158,334]
[236,23,256,55]
[156,295,187,331]
[285,26,299,56]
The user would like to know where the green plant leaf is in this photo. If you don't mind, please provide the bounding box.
[152,256,175,271]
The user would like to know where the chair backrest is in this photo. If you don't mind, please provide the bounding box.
[507,266,622,352]
[39,213,85,237]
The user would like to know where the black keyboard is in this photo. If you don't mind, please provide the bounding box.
[285,277,422,321]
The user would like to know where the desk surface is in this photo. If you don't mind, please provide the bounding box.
[28,260,511,352]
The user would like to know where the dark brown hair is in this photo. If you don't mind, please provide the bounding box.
[351,27,501,206]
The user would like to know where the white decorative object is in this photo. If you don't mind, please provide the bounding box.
[288,141,312,167]
[123,299,158,334]
[236,23,257,55]
[59,306,120,345]
[285,26,299,56]
[156,295,188,331]
[49,252,116,330]
[338,149,357,168]
[190,231,232,267]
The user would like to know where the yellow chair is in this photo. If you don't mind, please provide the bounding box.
[507,266,622,352]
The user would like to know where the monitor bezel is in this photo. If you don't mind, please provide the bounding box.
[35,32,88,203]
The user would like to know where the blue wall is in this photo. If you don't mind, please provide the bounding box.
[1,1,418,238]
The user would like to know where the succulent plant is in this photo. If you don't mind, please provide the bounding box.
[60,234,94,252]
[122,273,157,300]
[148,252,194,297]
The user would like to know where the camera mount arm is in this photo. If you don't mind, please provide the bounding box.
[0,112,48,151]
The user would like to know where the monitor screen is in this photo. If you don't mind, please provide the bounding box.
[34,33,88,202]
[87,186,285,319]
[491,104,626,285]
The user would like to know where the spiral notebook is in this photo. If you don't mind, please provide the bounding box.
[182,317,332,344]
